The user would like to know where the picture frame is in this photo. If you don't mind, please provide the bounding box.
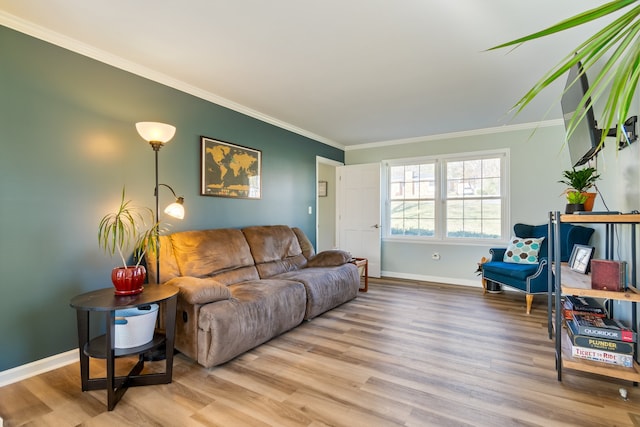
[200,136,261,199]
[318,181,328,197]
[568,244,595,274]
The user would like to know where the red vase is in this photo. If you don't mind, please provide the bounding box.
[111,265,146,295]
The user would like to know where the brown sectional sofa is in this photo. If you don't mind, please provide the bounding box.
[146,225,359,368]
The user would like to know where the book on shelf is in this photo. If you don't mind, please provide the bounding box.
[564,296,606,315]
[590,259,627,291]
[568,341,635,367]
[571,314,637,343]
[566,320,635,355]
[562,301,605,320]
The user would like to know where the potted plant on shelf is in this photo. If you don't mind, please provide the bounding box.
[98,188,158,295]
[564,191,588,214]
[558,167,600,211]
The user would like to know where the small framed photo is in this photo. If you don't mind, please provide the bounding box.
[568,244,595,274]
[318,181,328,197]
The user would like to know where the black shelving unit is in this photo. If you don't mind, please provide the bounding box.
[548,212,640,383]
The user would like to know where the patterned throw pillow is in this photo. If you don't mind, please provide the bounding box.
[503,236,545,264]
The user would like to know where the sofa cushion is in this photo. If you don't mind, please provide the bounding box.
[242,225,307,278]
[274,264,359,319]
[169,229,257,281]
[166,276,231,304]
[307,250,352,267]
[197,279,306,367]
[503,236,544,264]
[292,227,315,260]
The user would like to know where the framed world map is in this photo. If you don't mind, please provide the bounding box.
[200,136,261,199]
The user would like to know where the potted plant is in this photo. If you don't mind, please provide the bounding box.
[558,167,600,211]
[565,191,588,214]
[98,188,158,295]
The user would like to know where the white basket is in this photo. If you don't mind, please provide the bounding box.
[114,304,158,349]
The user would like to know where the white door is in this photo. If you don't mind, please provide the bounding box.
[337,163,381,277]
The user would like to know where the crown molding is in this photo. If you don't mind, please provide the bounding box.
[0,12,344,150]
[345,119,564,151]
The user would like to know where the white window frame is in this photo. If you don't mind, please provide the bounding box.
[383,149,510,245]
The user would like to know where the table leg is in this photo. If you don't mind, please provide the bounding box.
[106,310,117,411]
[163,295,177,381]
[75,310,90,391]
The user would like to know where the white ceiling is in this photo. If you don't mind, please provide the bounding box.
[0,0,610,149]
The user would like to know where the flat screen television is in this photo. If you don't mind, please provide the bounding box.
[561,61,601,167]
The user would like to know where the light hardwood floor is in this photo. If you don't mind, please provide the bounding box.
[1,278,639,426]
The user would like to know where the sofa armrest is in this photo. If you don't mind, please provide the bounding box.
[165,276,232,304]
[489,247,506,262]
[306,250,352,267]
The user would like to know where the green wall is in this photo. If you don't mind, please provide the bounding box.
[0,25,343,372]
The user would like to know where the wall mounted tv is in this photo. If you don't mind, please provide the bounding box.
[561,61,601,168]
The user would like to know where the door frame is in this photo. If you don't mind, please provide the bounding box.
[316,156,343,252]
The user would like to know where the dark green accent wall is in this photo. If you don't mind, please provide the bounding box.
[0,25,343,372]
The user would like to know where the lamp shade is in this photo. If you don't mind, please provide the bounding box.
[136,122,176,143]
[164,199,185,219]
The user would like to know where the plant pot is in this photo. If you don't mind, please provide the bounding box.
[582,192,596,211]
[111,265,146,295]
[565,203,585,214]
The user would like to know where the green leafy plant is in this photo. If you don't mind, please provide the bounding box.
[558,167,601,192]
[489,0,640,147]
[566,191,588,204]
[98,187,158,269]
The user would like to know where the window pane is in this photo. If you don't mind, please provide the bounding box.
[404,201,419,218]
[390,166,405,183]
[481,199,501,219]
[390,218,405,235]
[447,200,463,219]
[390,201,405,218]
[481,177,500,196]
[420,164,435,180]
[448,161,463,179]
[482,219,502,239]
[464,160,482,180]
[419,180,435,198]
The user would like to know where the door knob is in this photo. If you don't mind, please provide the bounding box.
[372,224,380,228]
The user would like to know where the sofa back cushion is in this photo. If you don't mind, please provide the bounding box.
[242,225,307,278]
[167,229,259,284]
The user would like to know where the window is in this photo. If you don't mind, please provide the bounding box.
[386,150,508,242]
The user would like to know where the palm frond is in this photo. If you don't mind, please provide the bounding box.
[490,0,640,151]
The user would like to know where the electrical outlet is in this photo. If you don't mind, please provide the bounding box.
[432,252,440,260]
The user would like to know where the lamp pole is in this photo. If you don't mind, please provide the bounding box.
[154,144,161,284]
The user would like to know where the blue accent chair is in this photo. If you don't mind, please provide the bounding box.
[481,223,594,314]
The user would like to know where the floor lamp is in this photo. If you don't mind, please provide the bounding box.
[135,122,184,284]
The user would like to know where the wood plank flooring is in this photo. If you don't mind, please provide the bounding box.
[1,278,639,426]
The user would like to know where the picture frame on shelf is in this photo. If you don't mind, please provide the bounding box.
[568,244,595,274]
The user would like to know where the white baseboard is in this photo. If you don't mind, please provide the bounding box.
[0,349,78,387]
[381,270,482,288]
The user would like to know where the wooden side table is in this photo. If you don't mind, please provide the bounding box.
[69,284,178,410]
[351,257,369,292]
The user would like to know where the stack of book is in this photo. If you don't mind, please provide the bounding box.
[563,296,636,367]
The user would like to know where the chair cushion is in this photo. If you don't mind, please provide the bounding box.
[483,261,541,281]
[503,236,544,264]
